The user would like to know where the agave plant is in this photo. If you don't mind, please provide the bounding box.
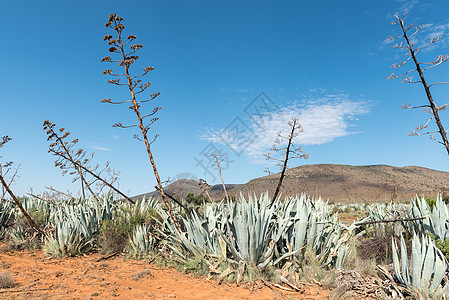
[128,224,155,257]
[154,200,221,257]
[356,202,414,237]
[274,195,351,268]
[392,233,449,297]
[48,195,118,237]
[121,196,161,215]
[8,226,28,244]
[159,193,352,272]
[0,200,14,229]
[41,195,117,257]
[220,193,277,268]
[20,196,54,215]
[44,221,93,257]
[182,208,226,259]
[414,195,449,241]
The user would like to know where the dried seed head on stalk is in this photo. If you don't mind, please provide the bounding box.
[0,136,12,150]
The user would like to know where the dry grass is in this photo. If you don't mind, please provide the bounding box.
[355,225,412,266]
[132,268,153,281]
[297,248,338,288]
[344,239,378,277]
[0,272,14,288]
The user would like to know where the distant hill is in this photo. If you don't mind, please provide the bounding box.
[231,164,449,203]
[132,179,239,201]
[133,164,449,203]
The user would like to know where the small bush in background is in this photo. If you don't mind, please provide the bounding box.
[184,193,208,206]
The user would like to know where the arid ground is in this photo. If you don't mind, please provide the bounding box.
[0,246,329,299]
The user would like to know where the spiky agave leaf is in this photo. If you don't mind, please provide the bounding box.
[221,193,277,268]
[391,233,448,297]
[274,194,351,268]
[128,224,155,256]
[44,221,93,257]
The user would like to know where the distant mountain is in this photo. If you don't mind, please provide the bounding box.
[132,179,239,201]
[133,164,449,203]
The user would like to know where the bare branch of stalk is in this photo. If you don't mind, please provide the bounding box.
[354,216,425,226]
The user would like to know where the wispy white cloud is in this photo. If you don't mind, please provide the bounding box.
[419,23,449,49]
[202,94,370,163]
[92,146,112,151]
[384,1,420,50]
[390,0,448,49]
[382,17,449,54]
[395,0,419,15]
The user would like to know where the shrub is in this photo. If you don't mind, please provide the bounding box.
[0,272,14,288]
[346,238,380,276]
[435,238,449,260]
[184,193,208,206]
[97,204,160,254]
[97,220,129,254]
[425,196,437,210]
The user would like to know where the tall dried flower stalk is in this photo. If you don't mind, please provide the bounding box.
[205,149,230,202]
[100,13,180,230]
[388,14,449,154]
[0,136,41,232]
[43,120,133,204]
[199,179,213,202]
[264,118,308,205]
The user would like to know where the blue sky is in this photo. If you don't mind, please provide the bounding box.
[1,0,449,196]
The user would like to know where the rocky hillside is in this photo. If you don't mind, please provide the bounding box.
[134,164,449,203]
[231,164,449,203]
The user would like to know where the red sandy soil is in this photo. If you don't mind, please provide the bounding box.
[0,247,329,299]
